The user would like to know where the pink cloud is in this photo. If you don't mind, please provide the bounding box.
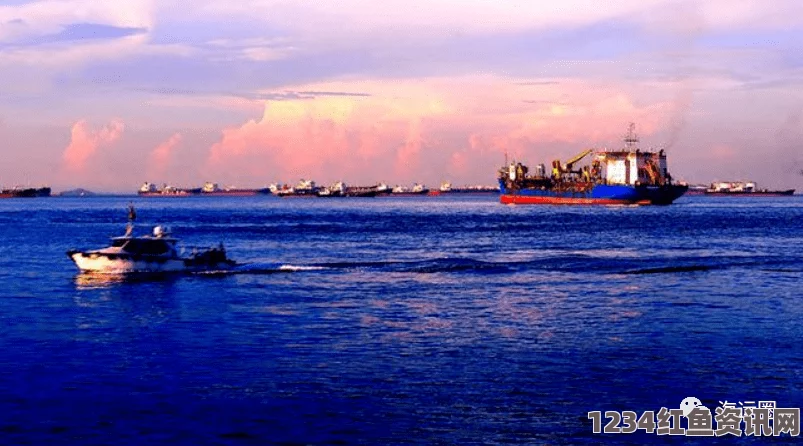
[148,132,182,179]
[202,77,680,186]
[62,119,124,172]
[205,99,421,185]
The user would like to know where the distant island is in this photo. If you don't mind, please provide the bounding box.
[59,188,96,197]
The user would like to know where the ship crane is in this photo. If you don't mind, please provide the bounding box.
[552,148,594,179]
[565,148,594,172]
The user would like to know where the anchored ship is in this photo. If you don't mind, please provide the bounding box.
[274,179,320,197]
[391,183,430,196]
[0,186,51,198]
[437,182,499,195]
[704,181,794,196]
[138,182,200,196]
[498,124,688,205]
[200,182,270,196]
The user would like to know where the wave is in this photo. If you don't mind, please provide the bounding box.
[622,265,714,275]
[190,254,803,277]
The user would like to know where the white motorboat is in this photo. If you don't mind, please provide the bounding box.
[67,209,235,274]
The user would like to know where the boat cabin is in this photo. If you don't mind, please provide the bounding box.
[104,226,178,257]
[109,236,177,256]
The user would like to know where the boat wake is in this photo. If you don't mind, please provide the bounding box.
[75,254,803,286]
[215,253,803,276]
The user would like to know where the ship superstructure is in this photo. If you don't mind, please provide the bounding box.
[498,124,688,205]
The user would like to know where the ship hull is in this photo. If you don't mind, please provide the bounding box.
[201,189,270,196]
[391,190,430,196]
[0,187,51,198]
[138,192,197,197]
[68,251,234,274]
[500,183,687,205]
[276,190,319,198]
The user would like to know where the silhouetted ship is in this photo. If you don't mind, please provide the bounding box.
[704,182,794,196]
[0,186,51,198]
[498,124,687,205]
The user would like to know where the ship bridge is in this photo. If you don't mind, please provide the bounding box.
[596,124,670,186]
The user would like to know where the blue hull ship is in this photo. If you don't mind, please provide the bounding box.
[498,182,687,205]
[498,124,688,205]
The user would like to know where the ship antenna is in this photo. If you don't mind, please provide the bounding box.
[624,122,638,150]
[504,149,509,166]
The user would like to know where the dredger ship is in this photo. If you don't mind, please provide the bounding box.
[498,124,688,205]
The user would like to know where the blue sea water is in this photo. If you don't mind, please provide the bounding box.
[0,195,802,445]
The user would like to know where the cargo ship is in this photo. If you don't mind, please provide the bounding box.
[391,183,429,196]
[0,186,51,198]
[346,184,392,197]
[317,182,391,197]
[200,182,270,196]
[498,124,687,205]
[138,182,200,196]
[274,179,320,197]
[437,182,499,195]
[703,181,794,196]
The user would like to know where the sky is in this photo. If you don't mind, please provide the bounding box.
[1,0,802,192]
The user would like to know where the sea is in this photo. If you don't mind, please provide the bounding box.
[0,194,801,445]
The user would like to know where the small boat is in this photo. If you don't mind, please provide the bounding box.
[67,207,235,274]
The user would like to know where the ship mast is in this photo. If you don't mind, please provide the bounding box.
[624,122,639,151]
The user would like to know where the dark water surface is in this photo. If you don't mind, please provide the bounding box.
[1,195,802,444]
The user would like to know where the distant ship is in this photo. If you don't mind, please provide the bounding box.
[347,183,392,197]
[317,182,390,197]
[436,182,499,195]
[317,182,346,197]
[498,124,687,205]
[138,182,200,196]
[0,186,51,198]
[274,179,320,197]
[704,181,794,196]
[391,183,429,196]
[200,182,270,196]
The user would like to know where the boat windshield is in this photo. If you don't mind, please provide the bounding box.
[111,238,173,255]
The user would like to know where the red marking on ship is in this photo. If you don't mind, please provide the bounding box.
[500,195,649,205]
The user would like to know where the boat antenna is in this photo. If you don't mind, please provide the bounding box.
[128,203,137,222]
[125,203,136,237]
[624,122,638,150]
[504,149,509,166]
